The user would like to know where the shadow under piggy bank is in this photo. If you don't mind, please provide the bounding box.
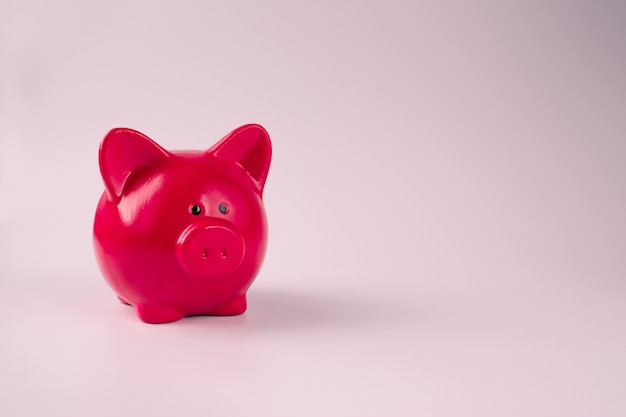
[242,287,394,332]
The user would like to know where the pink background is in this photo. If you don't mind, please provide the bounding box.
[1,1,625,416]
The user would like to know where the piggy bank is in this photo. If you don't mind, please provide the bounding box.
[93,124,272,323]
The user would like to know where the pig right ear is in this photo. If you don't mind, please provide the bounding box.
[99,128,170,202]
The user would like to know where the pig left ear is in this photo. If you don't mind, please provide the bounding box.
[99,128,171,202]
[209,124,272,194]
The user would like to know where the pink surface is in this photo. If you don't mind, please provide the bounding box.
[1,1,625,416]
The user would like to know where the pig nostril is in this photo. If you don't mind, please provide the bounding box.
[201,248,209,259]
[220,248,227,258]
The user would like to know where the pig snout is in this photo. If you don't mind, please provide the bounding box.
[176,222,245,277]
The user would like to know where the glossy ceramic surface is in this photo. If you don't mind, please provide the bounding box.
[93,124,272,323]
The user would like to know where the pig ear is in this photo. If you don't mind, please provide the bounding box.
[209,124,272,194]
[99,128,170,202]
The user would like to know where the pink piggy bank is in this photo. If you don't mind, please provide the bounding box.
[93,124,272,323]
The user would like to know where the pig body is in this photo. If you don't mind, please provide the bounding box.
[93,124,271,323]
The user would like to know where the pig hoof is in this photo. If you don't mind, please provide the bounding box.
[211,295,247,316]
[136,304,185,324]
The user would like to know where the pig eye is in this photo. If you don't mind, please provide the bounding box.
[218,203,229,214]
[190,205,202,215]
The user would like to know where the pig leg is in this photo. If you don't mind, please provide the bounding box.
[211,295,247,316]
[136,303,185,324]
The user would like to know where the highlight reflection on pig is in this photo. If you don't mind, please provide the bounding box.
[93,124,271,324]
